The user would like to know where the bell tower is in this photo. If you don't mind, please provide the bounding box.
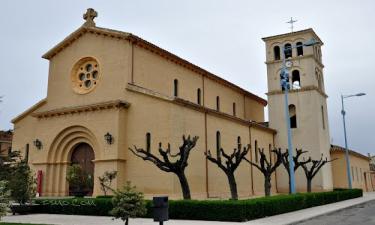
[262,29,333,192]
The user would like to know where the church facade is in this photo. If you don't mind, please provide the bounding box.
[11,9,371,198]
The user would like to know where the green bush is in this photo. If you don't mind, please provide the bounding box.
[32,189,362,222]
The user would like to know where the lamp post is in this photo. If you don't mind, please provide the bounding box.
[341,93,366,189]
[280,38,320,194]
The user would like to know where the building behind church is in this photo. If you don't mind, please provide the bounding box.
[11,9,373,198]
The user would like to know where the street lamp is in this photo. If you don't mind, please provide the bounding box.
[341,92,366,189]
[280,38,320,194]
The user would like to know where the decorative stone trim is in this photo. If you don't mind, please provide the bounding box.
[127,83,276,134]
[266,85,328,98]
[265,54,325,69]
[32,100,130,119]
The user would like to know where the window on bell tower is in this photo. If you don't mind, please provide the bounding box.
[296,42,303,56]
[284,43,292,58]
[274,46,280,60]
[292,70,301,89]
[289,104,297,128]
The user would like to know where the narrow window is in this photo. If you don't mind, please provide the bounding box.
[197,88,201,105]
[233,102,236,116]
[269,144,272,164]
[216,96,220,111]
[289,104,297,128]
[351,167,354,180]
[321,106,325,130]
[292,70,301,89]
[273,46,280,60]
[25,143,29,163]
[356,167,359,181]
[216,131,221,156]
[255,140,258,163]
[237,136,241,145]
[173,79,178,97]
[146,133,151,152]
[296,42,303,56]
[284,43,292,58]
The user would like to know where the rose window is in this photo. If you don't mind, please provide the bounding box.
[71,57,100,94]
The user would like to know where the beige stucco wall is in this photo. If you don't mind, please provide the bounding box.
[11,26,275,199]
[331,151,372,191]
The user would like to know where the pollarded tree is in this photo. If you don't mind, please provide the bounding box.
[281,149,311,193]
[245,148,283,196]
[301,154,335,192]
[129,135,198,200]
[205,140,250,200]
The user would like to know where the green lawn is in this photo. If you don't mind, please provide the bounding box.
[0,223,52,225]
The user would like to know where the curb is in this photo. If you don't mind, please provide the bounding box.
[286,198,375,225]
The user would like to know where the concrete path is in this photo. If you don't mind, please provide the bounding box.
[2,192,375,225]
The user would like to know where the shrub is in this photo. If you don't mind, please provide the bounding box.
[8,162,36,205]
[98,171,117,196]
[0,180,10,219]
[110,182,146,225]
[66,165,93,197]
[32,189,362,222]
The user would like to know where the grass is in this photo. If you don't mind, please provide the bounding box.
[0,223,52,225]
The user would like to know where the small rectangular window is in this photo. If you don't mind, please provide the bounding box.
[216,96,220,111]
[255,140,258,163]
[233,102,236,116]
[321,106,325,130]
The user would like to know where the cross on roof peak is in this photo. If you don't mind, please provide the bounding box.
[83,8,98,27]
[286,17,297,32]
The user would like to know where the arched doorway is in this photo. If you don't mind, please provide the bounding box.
[69,143,95,196]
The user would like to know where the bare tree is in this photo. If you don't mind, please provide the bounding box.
[281,149,311,193]
[129,135,198,200]
[245,148,283,196]
[301,154,335,192]
[205,140,250,200]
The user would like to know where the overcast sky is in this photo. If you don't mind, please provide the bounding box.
[0,0,374,155]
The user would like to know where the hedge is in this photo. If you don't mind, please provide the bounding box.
[32,188,362,222]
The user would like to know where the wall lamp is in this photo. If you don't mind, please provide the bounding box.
[104,132,114,145]
[33,139,42,150]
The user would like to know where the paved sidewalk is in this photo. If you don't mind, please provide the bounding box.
[3,192,375,225]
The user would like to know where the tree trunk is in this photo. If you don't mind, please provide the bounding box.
[125,218,128,225]
[307,178,312,193]
[264,175,272,197]
[177,172,191,199]
[226,172,238,200]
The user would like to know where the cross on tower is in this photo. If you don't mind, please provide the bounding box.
[83,8,98,27]
[286,17,297,32]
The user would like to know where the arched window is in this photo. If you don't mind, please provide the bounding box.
[292,70,301,89]
[321,105,325,130]
[216,131,221,157]
[274,46,280,60]
[296,42,303,56]
[269,144,272,164]
[216,96,220,111]
[197,88,201,105]
[173,79,178,97]
[289,104,297,128]
[146,133,151,152]
[284,43,292,58]
[254,140,258,162]
[233,102,236,116]
[25,143,29,163]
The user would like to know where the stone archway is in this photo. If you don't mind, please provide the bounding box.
[45,125,102,196]
[69,143,95,196]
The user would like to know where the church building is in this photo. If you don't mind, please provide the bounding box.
[11,9,372,198]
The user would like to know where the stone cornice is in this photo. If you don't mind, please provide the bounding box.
[265,54,324,69]
[262,28,324,45]
[266,85,328,98]
[42,25,267,106]
[127,83,276,134]
[32,158,126,165]
[32,100,130,119]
